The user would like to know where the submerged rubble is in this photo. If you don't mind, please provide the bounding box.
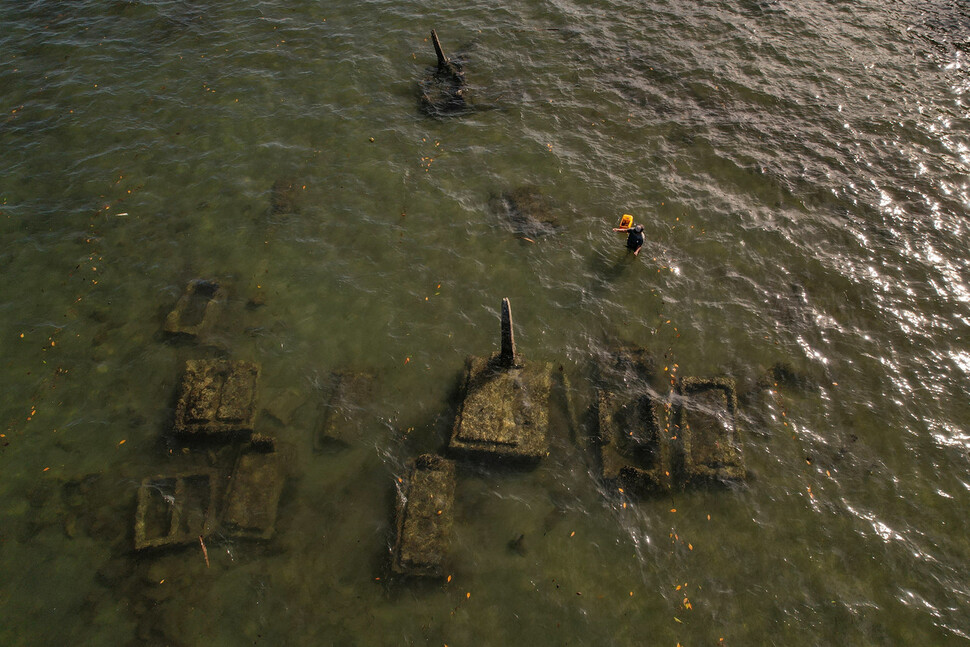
[392,454,456,577]
[164,279,226,338]
[174,359,260,438]
[448,298,553,462]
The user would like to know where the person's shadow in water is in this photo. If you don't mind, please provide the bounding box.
[587,245,639,297]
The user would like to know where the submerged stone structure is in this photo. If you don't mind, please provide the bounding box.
[164,279,226,337]
[223,449,284,540]
[448,298,553,462]
[489,186,560,238]
[677,377,745,483]
[598,390,672,492]
[418,29,469,116]
[134,472,217,550]
[595,346,672,492]
[594,346,745,490]
[174,359,261,438]
[392,454,456,577]
[313,371,376,449]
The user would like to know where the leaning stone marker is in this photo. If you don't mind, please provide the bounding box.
[164,279,226,337]
[392,454,456,577]
[223,450,284,540]
[174,359,260,438]
[134,472,216,550]
[677,377,745,483]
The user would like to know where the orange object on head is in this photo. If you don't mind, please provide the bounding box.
[619,214,634,228]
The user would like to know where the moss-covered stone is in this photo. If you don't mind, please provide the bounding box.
[223,451,284,540]
[134,472,216,550]
[392,454,456,577]
[677,377,745,483]
[448,354,552,462]
[174,359,260,437]
[164,279,226,338]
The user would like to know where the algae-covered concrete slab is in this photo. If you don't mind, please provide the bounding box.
[448,354,552,462]
[164,279,226,337]
[223,451,284,539]
[134,472,216,550]
[392,454,456,577]
[677,377,745,483]
[597,390,672,492]
[174,359,260,437]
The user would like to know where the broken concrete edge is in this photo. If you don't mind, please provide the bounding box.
[676,376,746,484]
[391,454,456,578]
[134,471,217,551]
[163,279,227,337]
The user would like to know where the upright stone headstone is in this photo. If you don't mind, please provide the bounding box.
[500,297,517,368]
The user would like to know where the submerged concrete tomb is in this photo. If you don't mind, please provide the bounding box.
[678,377,745,483]
[595,346,745,490]
[392,454,456,577]
[314,371,376,449]
[174,359,260,437]
[134,472,216,550]
[164,279,226,337]
[595,346,672,492]
[448,298,553,462]
[223,449,284,540]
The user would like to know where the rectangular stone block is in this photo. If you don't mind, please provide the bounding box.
[134,472,216,550]
[597,389,672,492]
[223,451,284,540]
[677,377,745,483]
[392,454,456,577]
[313,371,375,449]
[174,360,260,437]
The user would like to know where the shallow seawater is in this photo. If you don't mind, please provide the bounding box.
[2,0,970,644]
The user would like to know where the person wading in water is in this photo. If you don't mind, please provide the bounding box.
[612,222,645,256]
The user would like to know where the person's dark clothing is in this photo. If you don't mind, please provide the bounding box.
[626,225,644,251]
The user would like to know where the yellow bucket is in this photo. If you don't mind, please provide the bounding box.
[619,214,634,229]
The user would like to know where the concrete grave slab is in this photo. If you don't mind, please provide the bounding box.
[174,359,260,438]
[392,454,456,578]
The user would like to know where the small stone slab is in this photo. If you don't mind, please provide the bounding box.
[392,454,456,577]
[174,359,260,437]
[448,354,552,462]
[677,377,745,483]
[597,390,672,492]
[223,451,284,539]
[134,472,216,550]
[164,279,226,337]
[313,371,375,449]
